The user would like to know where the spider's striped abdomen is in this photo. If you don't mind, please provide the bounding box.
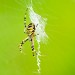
[26,23,35,36]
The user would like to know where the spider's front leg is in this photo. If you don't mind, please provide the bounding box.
[19,37,29,52]
[24,9,27,33]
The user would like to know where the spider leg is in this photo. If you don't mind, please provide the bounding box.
[24,8,28,33]
[30,35,36,56]
[19,37,29,52]
[24,13,26,33]
[34,33,39,36]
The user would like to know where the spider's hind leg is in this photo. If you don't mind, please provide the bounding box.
[30,37,37,56]
[19,37,29,52]
[31,45,35,56]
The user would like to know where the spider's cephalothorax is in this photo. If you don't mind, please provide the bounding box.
[19,9,37,56]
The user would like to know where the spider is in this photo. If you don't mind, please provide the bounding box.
[19,9,38,56]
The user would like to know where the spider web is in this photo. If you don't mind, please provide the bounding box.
[28,4,48,73]
[14,0,48,73]
[28,5,48,43]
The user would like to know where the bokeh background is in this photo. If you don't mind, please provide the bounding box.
[0,0,75,75]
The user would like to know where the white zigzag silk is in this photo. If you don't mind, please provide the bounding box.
[28,5,48,73]
[28,5,48,43]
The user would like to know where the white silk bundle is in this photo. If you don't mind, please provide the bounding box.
[28,5,48,43]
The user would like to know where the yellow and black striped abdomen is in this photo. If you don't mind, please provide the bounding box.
[26,23,35,35]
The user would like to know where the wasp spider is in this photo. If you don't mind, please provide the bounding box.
[19,9,38,56]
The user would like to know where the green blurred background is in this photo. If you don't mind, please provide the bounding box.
[0,0,75,75]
